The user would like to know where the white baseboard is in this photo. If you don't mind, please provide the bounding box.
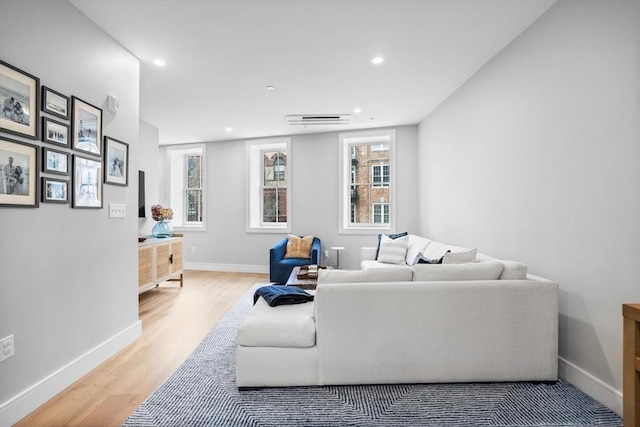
[0,321,142,427]
[558,356,622,416]
[185,262,268,275]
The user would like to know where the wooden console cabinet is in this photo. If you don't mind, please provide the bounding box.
[138,237,184,293]
[623,303,640,427]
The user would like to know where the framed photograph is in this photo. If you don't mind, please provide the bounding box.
[0,137,38,207]
[0,60,39,139]
[71,96,102,157]
[42,86,70,120]
[104,136,129,186]
[72,154,102,208]
[41,177,69,204]
[43,147,69,175]
[42,117,70,147]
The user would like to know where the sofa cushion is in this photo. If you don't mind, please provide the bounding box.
[423,240,456,259]
[284,235,314,259]
[377,235,409,264]
[411,261,504,281]
[477,253,528,280]
[238,295,316,348]
[499,260,528,279]
[443,248,477,264]
[318,267,412,283]
[406,235,431,265]
[361,259,411,270]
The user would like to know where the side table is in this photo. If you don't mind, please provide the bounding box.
[330,246,345,269]
[623,303,640,427]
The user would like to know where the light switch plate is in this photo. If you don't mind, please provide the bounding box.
[109,203,126,218]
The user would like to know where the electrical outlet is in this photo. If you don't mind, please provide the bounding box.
[191,246,196,254]
[324,250,330,258]
[0,335,14,362]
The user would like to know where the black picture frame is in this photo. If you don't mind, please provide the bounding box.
[41,177,69,204]
[42,86,70,120]
[0,136,39,207]
[72,154,102,209]
[42,116,70,147]
[71,96,102,157]
[42,147,70,175]
[104,136,129,186]
[0,60,40,139]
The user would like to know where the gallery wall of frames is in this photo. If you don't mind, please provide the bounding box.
[0,59,129,209]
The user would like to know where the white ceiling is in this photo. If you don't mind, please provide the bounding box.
[69,0,556,145]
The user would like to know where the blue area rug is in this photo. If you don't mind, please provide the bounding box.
[123,286,622,426]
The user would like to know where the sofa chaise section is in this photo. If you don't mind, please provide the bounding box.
[315,279,558,385]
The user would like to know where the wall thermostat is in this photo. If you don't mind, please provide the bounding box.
[107,95,120,113]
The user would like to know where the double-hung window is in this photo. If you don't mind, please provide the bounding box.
[166,143,206,230]
[372,164,389,187]
[247,137,291,232]
[339,129,396,234]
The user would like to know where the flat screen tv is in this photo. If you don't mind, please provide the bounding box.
[138,170,146,218]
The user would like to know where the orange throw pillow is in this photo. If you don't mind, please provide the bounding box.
[284,235,314,259]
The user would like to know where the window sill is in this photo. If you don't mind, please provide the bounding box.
[173,223,206,232]
[339,224,391,235]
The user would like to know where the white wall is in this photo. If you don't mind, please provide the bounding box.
[176,125,420,272]
[418,0,639,413]
[138,120,160,236]
[0,1,141,425]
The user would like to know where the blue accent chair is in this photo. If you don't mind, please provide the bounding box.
[269,236,322,284]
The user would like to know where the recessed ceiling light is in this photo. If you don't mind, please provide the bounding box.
[371,56,384,65]
[226,127,233,132]
[152,59,166,67]
[266,85,276,91]
[353,108,362,114]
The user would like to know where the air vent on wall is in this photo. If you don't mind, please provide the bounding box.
[286,114,351,126]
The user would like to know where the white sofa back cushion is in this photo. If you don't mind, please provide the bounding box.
[411,261,504,281]
[318,267,412,283]
[377,235,409,264]
[499,260,528,279]
[423,240,465,260]
[406,235,431,265]
[476,253,528,280]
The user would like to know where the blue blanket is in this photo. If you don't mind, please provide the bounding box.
[253,285,314,307]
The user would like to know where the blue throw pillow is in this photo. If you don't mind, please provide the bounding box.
[375,232,408,260]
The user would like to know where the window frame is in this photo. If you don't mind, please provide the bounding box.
[338,129,396,234]
[165,143,206,231]
[246,137,292,233]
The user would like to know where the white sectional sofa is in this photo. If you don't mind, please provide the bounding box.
[236,234,558,388]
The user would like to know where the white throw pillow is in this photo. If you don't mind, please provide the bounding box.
[442,248,477,264]
[376,235,409,265]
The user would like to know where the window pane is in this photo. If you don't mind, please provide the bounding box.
[187,155,201,189]
[263,151,286,187]
[263,187,287,223]
[349,142,390,224]
[186,189,202,222]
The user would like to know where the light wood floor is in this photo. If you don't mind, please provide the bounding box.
[15,271,264,427]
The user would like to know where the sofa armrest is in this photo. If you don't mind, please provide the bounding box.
[361,246,377,262]
[311,237,322,265]
[270,237,288,263]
